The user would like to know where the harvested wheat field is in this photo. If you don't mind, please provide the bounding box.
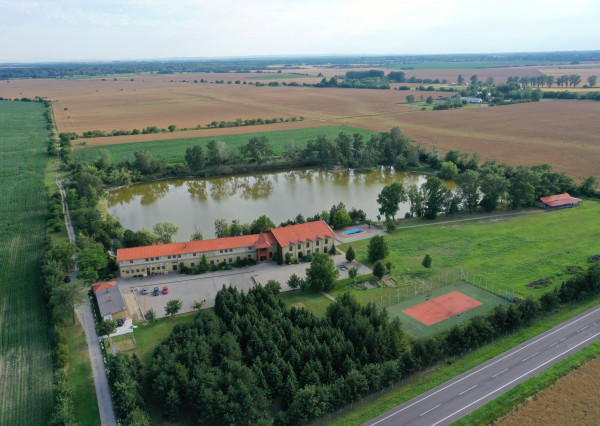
[348,100,600,181]
[495,355,600,425]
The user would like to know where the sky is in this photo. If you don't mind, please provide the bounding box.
[1,0,599,63]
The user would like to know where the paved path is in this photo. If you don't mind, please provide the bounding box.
[56,167,117,425]
[364,304,600,426]
[321,291,337,302]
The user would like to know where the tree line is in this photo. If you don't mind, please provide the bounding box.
[147,263,600,424]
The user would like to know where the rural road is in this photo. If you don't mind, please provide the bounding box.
[57,171,117,426]
[364,303,600,426]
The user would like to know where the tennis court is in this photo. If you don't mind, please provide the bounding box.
[386,281,508,339]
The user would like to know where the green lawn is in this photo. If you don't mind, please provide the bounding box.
[73,125,373,165]
[341,202,600,300]
[122,312,197,367]
[65,321,100,426]
[0,101,54,425]
[278,290,333,317]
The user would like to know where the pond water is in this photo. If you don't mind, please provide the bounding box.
[106,167,453,241]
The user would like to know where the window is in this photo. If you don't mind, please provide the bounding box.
[269,252,273,258]
[248,246,253,250]
[325,239,329,243]
[289,245,293,251]
[210,260,214,265]
[191,263,195,267]
[168,255,171,259]
[248,254,252,258]
[316,240,319,246]
[220,250,223,253]
[145,258,149,262]
[316,248,319,253]
[229,248,233,252]
[162,266,165,270]
[193,253,196,256]
[178,255,181,258]
[136,269,140,273]
[229,258,232,263]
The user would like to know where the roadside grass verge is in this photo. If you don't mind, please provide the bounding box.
[341,200,600,299]
[278,290,334,317]
[452,338,600,426]
[327,294,600,425]
[65,320,100,426]
[73,125,373,165]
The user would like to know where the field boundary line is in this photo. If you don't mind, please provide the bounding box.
[394,210,543,230]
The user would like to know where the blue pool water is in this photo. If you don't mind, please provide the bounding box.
[343,229,365,235]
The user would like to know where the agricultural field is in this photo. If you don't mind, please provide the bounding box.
[340,200,600,301]
[495,348,600,425]
[73,125,374,165]
[0,101,54,424]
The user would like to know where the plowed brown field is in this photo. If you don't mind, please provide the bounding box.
[2,76,599,180]
[495,355,600,425]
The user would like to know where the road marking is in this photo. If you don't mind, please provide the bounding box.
[492,368,508,378]
[560,338,567,342]
[430,332,600,426]
[577,325,589,333]
[420,404,441,416]
[459,385,477,395]
[522,352,539,362]
[549,341,558,347]
[367,307,600,426]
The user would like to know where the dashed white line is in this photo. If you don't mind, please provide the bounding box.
[492,368,508,378]
[430,332,600,426]
[522,352,540,362]
[577,325,589,333]
[459,385,477,396]
[560,338,567,342]
[549,341,558,347]
[420,404,441,416]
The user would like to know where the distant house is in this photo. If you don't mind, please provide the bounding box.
[92,281,127,321]
[536,193,583,210]
[461,97,483,104]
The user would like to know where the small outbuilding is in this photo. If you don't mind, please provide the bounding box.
[92,281,127,321]
[537,193,583,210]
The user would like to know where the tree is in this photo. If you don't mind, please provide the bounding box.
[165,299,183,318]
[439,161,458,180]
[345,246,355,262]
[332,208,352,229]
[368,235,389,263]
[422,253,432,268]
[147,308,156,324]
[96,149,111,170]
[470,74,478,85]
[49,241,78,272]
[508,168,539,208]
[190,227,203,241]
[480,172,509,212]
[192,300,205,310]
[373,261,385,279]
[579,175,598,195]
[153,222,179,244]
[456,169,480,212]
[97,319,118,336]
[406,94,415,103]
[214,219,230,238]
[240,136,273,164]
[305,253,339,291]
[377,182,407,222]
[588,75,597,88]
[251,215,275,234]
[348,267,358,282]
[185,145,206,172]
[51,281,87,324]
[422,176,451,219]
[168,124,176,132]
[407,184,424,217]
[425,96,434,105]
[457,74,464,85]
[288,273,303,289]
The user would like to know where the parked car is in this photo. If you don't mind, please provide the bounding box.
[153,287,160,296]
[162,286,169,295]
[141,287,148,295]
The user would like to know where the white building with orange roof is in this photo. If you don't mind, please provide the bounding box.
[116,220,335,277]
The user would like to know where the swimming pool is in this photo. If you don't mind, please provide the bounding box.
[343,228,365,235]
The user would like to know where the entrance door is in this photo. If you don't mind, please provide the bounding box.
[172,264,178,271]
[260,256,267,262]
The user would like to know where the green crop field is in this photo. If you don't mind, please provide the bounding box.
[73,125,373,165]
[341,202,600,301]
[0,101,54,425]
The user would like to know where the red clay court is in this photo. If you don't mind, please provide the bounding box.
[402,291,482,326]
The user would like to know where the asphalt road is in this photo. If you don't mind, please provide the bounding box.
[364,304,600,426]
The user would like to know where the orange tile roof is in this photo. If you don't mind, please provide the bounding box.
[92,281,116,293]
[117,234,263,262]
[117,221,333,262]
[540,193,582,207]
[540,193,571,203]
[270,220,334,247]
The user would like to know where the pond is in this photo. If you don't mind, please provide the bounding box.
[106,167,453,241]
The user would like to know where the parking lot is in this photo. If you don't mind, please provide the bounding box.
[117,252,371,319]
